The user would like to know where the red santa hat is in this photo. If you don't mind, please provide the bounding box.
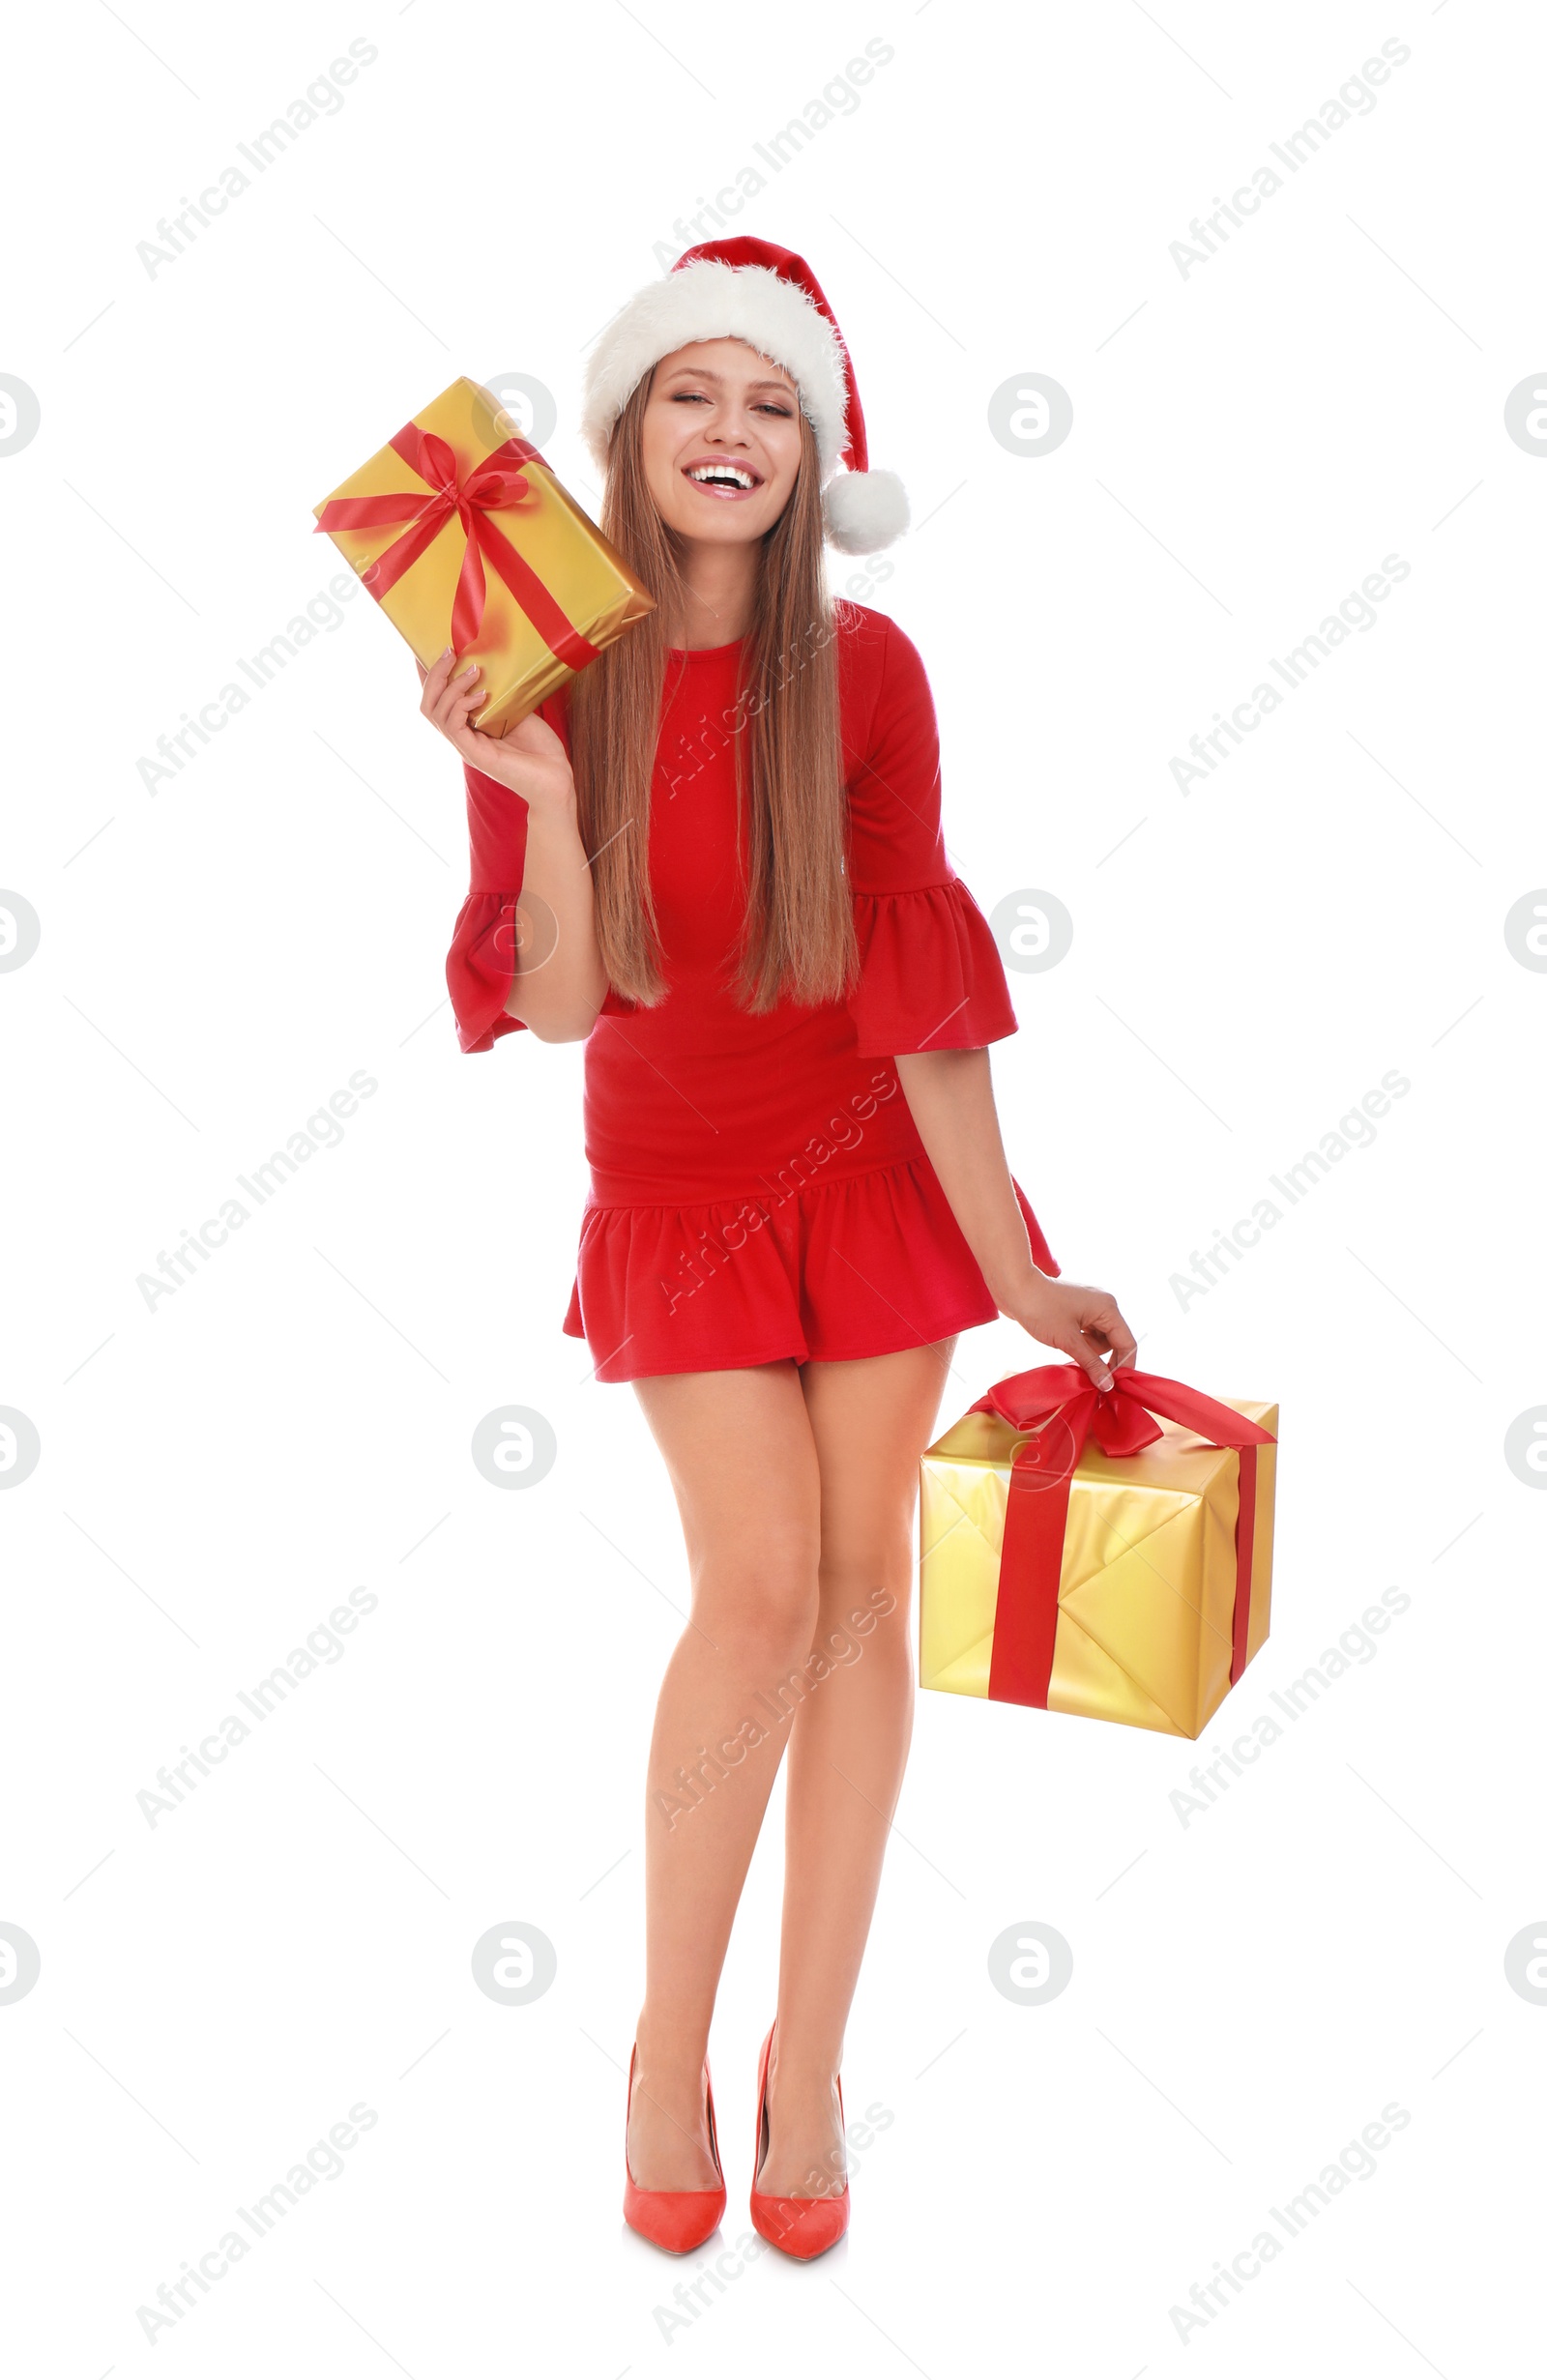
[579,236,909,556]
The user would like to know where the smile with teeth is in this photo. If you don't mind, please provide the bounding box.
[686,460,762,496]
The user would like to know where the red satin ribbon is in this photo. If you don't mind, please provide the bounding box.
[968,1365,1276,1709]
[315,421,600,670]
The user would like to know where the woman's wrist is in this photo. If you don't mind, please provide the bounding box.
[522,780,583,855]
[994,1268,1058,1328]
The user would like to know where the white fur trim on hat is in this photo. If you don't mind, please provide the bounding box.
[581,259,850,479]
[823,467,910,556]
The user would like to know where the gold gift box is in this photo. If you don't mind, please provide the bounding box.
[919,1400,1277,1739]
[313,376,654,732]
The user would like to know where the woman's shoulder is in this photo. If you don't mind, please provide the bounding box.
[832,597,925,675]
[833,601,932,754]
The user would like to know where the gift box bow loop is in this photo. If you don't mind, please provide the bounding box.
[973,1362,1275,1474]
[965,1364,1276,1708]
[314,418,599,670]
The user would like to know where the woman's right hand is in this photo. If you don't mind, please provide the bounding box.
[417,651,575,812]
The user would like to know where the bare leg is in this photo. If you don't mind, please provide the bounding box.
[756,1338,957,2197]
[626,1360,821,2191]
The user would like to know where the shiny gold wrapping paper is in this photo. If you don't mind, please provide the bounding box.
[919,1401,1277,1739]
[313,376,654,731]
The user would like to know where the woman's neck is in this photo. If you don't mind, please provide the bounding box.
[666,538,760,649]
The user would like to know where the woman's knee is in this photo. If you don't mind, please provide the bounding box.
[691,1524,822,1664]
[816,1532,912,1631]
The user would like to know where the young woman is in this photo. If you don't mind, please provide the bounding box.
[424,238,1135,2259]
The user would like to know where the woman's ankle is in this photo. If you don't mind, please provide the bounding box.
[757,2063,847,2196]
[767,2029,843,2097]
[633,2012,712,2080]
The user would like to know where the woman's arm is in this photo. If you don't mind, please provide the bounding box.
[895,1047,1136,1388]
[504,789,609,1040]
[421,651,606,1041]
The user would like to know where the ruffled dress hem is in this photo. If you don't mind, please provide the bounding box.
[560,1154,1059,1384]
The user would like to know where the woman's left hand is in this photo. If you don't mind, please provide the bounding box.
[1007,1275,1138,1391]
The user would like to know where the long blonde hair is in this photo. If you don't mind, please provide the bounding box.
[566,371,856,1011]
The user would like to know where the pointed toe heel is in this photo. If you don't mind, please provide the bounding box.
[748,2021,851,2261]
[623,2045,727,2255]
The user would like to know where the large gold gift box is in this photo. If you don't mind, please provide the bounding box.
[919,1393,1278,1740]
[313,376,653,732]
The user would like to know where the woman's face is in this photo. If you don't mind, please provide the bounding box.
[639,339,804,545]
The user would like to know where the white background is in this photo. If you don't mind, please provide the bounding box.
[4,0,1543,2371]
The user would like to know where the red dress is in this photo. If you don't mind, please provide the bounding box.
[445,601,1059,1382]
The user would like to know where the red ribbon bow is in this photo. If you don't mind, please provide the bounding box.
[967,1364,1276,1709]
[315,420,599,670]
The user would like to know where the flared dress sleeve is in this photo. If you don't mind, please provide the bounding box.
[445,759,531,1054]
[845,617,1018,1060]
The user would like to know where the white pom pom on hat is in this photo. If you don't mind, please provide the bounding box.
[580,236,909,556]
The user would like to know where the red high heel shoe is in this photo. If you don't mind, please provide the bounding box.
[748,2020,851,2260]
[623,2044,727,2254]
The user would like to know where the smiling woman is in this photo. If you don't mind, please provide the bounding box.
[422,235,1135,2264]
[567,337,852,1016]
[654,357,803,502]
